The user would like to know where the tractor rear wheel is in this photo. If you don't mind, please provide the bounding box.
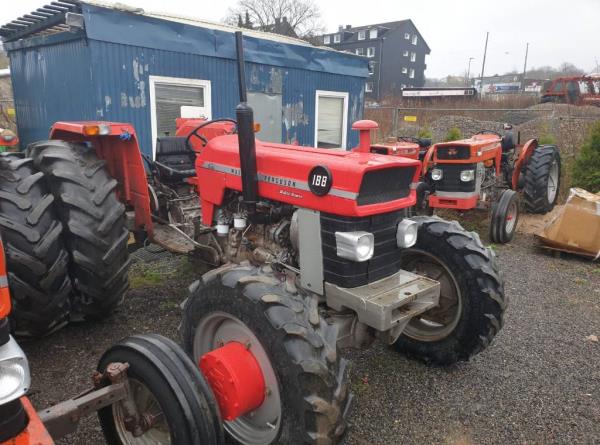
[523,145,561,214]
[490,189,519,244]
[393,216,506,365]
[97,334,224,444]
[182,264,350,445]
[28,141,130,320]
[0,154,72,336]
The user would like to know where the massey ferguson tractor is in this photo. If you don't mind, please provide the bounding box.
[0,32,506,444]
[415,127,561,243]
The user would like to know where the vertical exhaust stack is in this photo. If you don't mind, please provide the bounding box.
[234,31,259,220]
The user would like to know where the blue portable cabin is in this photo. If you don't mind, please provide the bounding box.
[0,1,368,157]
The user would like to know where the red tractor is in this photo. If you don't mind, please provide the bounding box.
[540,75,600,106]
[0,33,506,444]
[417,126,561,243]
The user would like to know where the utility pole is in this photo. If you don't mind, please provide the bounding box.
[521,42,529,92]
[479,32,489,94]
[467,57,475,85]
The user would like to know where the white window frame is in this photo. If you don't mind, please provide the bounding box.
[149,75,212,159]
[324,35,330,44]
[355,48,364,56]
[402,67,408,74]
[358,30,366,41]
[365,82,373,93]
[369,29,377,39]
[314,90,349,150]
[368,61,375,74]
[405,32,410,39]
[410,51,416,62]
[409,68,415,79]
[367,47,375,58]
[403,50,409,57]
[412,34,418,45]
[333,34,341,43]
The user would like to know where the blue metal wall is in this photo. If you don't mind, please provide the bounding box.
[7,4,367,154]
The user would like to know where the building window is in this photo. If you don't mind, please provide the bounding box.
[409,68,415,79]
[405,32,410,39]
[403,50,409,57]
[324,35,330,44]
[355,48,364,56]
[367,47,375,58]
[402,67,408,74]
[150,75,211,158]
[369,29,378,39]
[410,52,416,62]
[412,34,418,45]
[334,34,341,43]
[315,90,349,149]
[368,61,375,74]
[358,30,366,40]
[365,82,373,93]
[401,84,407,89]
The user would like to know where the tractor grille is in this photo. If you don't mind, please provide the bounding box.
[357,167,415,206]
[434,163,477,193]
[321,210,405,288]
[436,146,470,160]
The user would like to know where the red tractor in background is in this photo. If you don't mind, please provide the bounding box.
[540,75,600,106]
[416,126,561,243]
[0,32,507,444]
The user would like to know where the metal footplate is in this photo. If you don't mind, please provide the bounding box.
[324,270,441,342]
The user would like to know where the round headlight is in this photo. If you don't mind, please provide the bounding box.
[356,234,374,261]
[0,338,31,405]
[396,219,418,248]
[460,169,475,182]
[431,168,443,181]
[335,231,374,262]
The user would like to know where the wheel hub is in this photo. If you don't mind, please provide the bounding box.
[199,341,266,421]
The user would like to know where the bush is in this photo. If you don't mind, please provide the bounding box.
[538,122,556,145]
[571,121,600,193]
[444,127,462,142]
[417,125,432,139]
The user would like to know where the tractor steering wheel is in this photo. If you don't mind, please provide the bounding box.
[474,129,502,137]
[185,118,238,152]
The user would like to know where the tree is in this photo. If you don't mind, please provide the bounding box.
[224,0,324,38]
[572,122,600,193]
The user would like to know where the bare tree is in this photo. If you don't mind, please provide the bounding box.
[224,0,324,38]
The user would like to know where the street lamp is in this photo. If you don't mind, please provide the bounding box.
[467,57,475,85]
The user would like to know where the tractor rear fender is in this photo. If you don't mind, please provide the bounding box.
[49,122,153,236]
[421,145,436,175]
[511,138,538,190]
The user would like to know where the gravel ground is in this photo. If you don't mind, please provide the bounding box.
[21,234,600,445]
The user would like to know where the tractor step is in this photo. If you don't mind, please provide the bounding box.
[324,270,440,333]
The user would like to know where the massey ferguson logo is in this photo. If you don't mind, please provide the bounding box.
[447,148,458,156]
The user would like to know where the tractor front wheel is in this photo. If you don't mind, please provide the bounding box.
[523,145,561,214]
[490,189,519,244]
[182,264,350,445]
[393,216,506,365]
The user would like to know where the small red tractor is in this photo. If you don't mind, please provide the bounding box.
[540,75,600,106]
[415,126,561,243]
[0,33,506,444]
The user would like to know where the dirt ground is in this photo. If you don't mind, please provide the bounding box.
[21,232,600,445]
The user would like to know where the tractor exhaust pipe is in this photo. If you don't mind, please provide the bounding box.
[234,31,259,220]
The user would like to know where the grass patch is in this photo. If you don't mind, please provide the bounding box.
[130,270,165,289]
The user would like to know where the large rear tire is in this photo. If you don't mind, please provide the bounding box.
[28,141,130,319]
[98,334,224,445]
[0,154,72,336]
[393,217,506,365]
[522,145,561,214]
[182,264,350,445]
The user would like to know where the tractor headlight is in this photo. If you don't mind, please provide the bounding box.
[430,168,443,181]
[0,337,30,405]
[396,219,418,248]
[335,231,374,262]
[460,169,475,182]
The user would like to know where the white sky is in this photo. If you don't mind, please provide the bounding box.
[1,0,598,78]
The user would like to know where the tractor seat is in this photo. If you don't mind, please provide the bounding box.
[501,133,516,152]
[155,136,196,180]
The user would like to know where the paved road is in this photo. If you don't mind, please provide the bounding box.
[22,235,600,444]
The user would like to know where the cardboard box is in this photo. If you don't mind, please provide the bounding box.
[536,188,600,260]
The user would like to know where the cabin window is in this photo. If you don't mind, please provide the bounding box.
[315,90,349,149]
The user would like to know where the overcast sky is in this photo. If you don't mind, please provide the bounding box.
[1,0,598,78]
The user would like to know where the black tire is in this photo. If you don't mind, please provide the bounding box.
[98,334,224,445]
[182,264,350,445]
[0,154,72,336]
[393,216,506,365]
[490,189,519,244]
[522,144,561,214]
[409,181,433,216]
[28,141,130,319]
